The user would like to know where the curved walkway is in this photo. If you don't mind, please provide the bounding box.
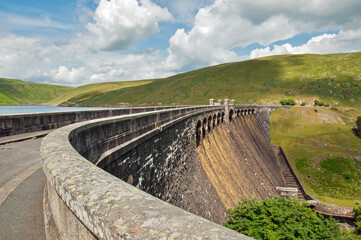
[0,135,46,239]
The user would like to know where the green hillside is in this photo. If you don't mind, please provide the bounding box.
[0,78,72,105]
[49,80,152,106]
[66,52,361,107]
[271,106,361,207]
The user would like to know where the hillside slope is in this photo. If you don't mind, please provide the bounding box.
[0,78,72,105]
[271,106,361,207]
[67,52,361,107]
[49,80,152,106]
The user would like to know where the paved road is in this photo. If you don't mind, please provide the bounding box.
[0,138,46,239]
[0,138,43,187]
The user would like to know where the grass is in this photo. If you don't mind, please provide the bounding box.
[66,52,361,107]
[49,80,152,106]
[0,78,72,105]
[271,106,361,207]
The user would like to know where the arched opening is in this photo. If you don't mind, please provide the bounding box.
[229,109,234,122]
[237,110,240,117]
[196,120,202,147]
[213,114,217,128]
[202,118,207,139]
[240,110,244,116]
[208,116,212,132]
[217,113,221,125]
[248,109,251,115]
[252,109,255,114]
[221,112,225,123]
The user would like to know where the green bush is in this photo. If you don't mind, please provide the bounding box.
[223,197,341,240]
[280,98,296,106]
[301,101,306,106]
[354,207,361,235]
[314,99,325,106]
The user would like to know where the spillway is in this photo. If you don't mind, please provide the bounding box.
[196,114,306,222]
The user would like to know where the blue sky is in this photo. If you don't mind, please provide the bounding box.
[0,0,360,86]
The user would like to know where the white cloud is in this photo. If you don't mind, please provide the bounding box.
[249,30,361,58]
[164,0,361,72]
[45,66,87,84]
[155,0,213,24]
[86,0,173,50]
[0,34,175,86]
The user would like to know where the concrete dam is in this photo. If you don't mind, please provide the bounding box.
[32,104,309,239]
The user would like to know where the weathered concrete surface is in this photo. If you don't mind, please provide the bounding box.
[0,130,51,145]
[196,113,308,221]
[0,138,43,187]
[0,168,46,240]
[0,137,47,239]
[41,106,252,239]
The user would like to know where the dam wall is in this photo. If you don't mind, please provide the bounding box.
[40,104,304,239]
[0,106,184,137]
[41,105,254,239]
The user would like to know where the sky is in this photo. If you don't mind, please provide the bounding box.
[0,0,360,86]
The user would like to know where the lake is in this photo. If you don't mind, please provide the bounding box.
[0,105,114,115]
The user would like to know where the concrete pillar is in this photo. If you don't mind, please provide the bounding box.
[209,99,215,105]
[230,99,235,106]
[224,99,229,122]
[218,99,223,105]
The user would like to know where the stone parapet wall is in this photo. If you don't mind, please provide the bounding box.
[0,106,183,137]
[41,106,252,239]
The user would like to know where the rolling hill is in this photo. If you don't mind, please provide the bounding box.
[49,80,152,106]
[0,78,72,105]
[60,52,361,107]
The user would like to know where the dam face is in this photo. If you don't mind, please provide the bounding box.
[40,105,306,239]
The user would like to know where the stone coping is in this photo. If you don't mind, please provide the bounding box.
[41,106,251,239]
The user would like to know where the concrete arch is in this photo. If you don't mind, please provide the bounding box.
[236,110,240,117]
[229,109,234,122]
[217,113,221,125]
[213,114,217,128]
[208,115,212,132]
[252,109,255,114]
[202,118,207,139]
[221,112,225,123]
[196,120,202,147]
[248,109,251,115]
[240,110,244,116]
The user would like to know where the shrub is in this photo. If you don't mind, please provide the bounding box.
[280,98,296,106]
[353,207,361,235]
[223,197,341,240]
[301,101,306,106]
[314,99,325,106]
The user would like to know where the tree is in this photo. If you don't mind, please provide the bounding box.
[223,197,341,240]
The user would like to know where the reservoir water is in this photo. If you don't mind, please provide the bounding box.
[0,105,113,115]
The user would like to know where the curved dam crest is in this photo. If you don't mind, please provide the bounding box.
[38,105,307,239]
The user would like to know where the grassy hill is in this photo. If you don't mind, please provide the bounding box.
[49,80,152,106]
[271,106,361,207]
[63,52,361,107]
[0,78,72,105]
